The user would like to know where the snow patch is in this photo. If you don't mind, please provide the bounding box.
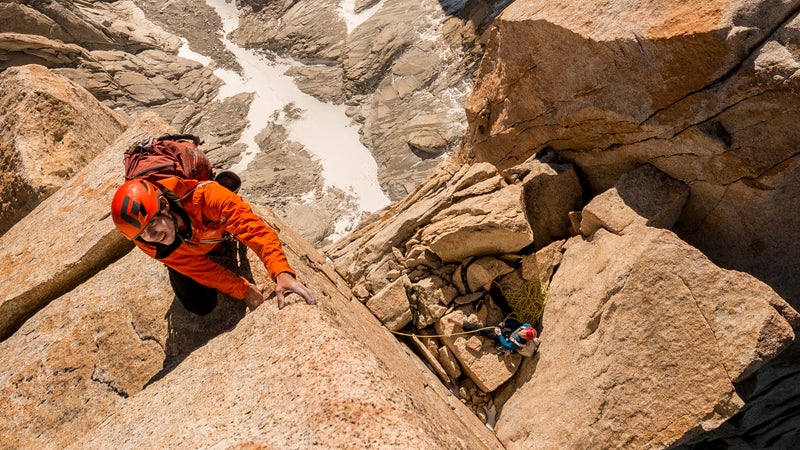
[203,0,390,215]
[338,0,385,34]
[177,38,212,65]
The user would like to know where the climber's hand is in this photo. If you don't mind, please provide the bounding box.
[275,272,317,309]
[244,283,266,311]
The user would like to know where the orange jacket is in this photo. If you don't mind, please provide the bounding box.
[134,177,295,299]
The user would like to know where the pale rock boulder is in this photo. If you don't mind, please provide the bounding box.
[412,275,456,329]
[403,243,443,270]
[0,64,128,235]
[327,160,486,287]
[366,275,413,331]
[520,160,583,249]
[466,256,515,292]
[437,307,522,393]
[0,112,171,340]
[364,253,406,294]
[408,333,452,385]
[453,174,505,199]
[420,184,533,262]
[0,33,86,69]
[438,344,463,380]
[581,164,689,236]
[0,251,172,449]
[453,162,502,192]
[451,264,470,295]
[520,239,565,284]
[495,227,796,449]
[462,0,799,166]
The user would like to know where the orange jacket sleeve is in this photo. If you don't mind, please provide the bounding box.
[198,182,296,281]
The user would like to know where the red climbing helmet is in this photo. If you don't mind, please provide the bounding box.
[520,326,537,341]
[111,179,163,239]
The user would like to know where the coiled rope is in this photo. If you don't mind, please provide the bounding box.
[499,279,549,326]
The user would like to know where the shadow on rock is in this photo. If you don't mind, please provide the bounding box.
[145,240,251,387]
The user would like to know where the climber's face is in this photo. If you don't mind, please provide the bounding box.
[139,203,176,245]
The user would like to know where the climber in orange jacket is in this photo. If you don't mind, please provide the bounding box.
[111,177,317,315]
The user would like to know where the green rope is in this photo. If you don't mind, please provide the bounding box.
[389,326,496,339]
[499,279,549,325]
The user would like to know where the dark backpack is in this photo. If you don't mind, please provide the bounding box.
[124,134,214,184]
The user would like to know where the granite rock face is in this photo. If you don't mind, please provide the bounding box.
[326,154,797,447]
[0,65,127,235]
[0,113,503,450]
[460,0,800,306]
[3,0,800,448]
[0,112,166,341]
[495,226,794,449]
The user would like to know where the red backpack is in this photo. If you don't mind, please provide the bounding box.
[124,134,214,184]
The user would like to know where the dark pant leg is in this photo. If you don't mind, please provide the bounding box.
[168,267,219,316]
[504,319,524,329]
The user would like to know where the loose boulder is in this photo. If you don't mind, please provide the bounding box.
[366,274,413,331]
[420,184,533,262]
[519,158,583,250]
[0,64,128,235]
[437,307,522,393]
